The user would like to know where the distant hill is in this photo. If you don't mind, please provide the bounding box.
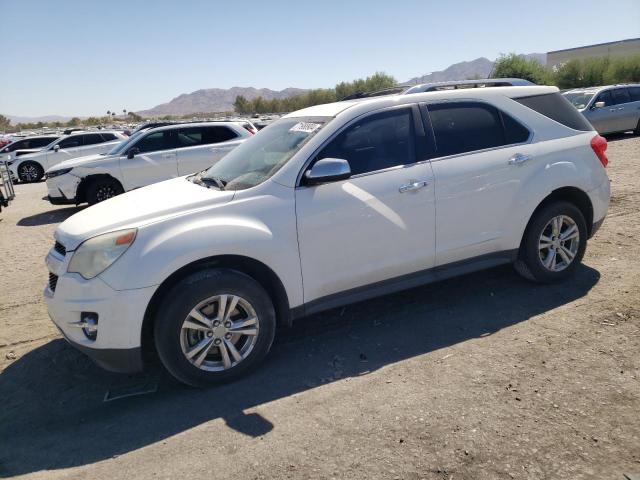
[7,53,548,122]
[403,53,546,85]
[137,87,308,117]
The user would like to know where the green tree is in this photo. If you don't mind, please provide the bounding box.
[492,53,552,84]
[0,114,11,131]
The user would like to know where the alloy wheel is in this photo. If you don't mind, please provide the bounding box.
[19,164,39,182]
[96,185,117,202]
[538,215,580,272]
[179,294,259,371]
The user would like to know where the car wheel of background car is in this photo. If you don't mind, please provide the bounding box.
[86,177,124,205]
[514,201,587,283]
[17,161,44,183]
[154,268,276,387]
[634,119,640,136]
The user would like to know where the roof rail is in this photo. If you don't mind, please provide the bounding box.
[340,78,535,101]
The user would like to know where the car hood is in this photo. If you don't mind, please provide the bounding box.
[55,176,235,250]
[46,153,112,172]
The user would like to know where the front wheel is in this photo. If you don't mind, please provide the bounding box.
[85,177,123,205]
[17,161,44,183]
[154,269,276,387]
[514,201,587,283]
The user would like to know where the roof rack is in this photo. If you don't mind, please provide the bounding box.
[340,78,535,101]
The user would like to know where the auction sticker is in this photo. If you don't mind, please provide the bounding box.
[289,122,322,133]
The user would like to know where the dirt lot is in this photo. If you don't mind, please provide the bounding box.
[0,136,639,480]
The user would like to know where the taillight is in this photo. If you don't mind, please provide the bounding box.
[590,134,608,168]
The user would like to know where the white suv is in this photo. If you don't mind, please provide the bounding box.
[10,131,126,183]
[45,122,250,205]
[45,85,610,386]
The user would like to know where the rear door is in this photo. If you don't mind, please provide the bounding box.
[611,88,636,132]
[120,129,179,190]
[175,126,244,175]
[424,101,534,265]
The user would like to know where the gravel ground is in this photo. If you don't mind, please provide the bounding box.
[0,136,639,480]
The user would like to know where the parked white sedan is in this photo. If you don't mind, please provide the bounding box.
[45,122,250,205]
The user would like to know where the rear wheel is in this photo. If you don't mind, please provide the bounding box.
[154,269,276,387]
[17,161,44,183]
[514,201,587,283]
[85,177,123,205]
[634,118,640,136]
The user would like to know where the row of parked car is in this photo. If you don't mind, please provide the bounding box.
[43,78,613,387]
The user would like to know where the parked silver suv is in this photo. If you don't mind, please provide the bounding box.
[563,84,640,135]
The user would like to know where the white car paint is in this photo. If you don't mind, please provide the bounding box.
[45,85,610,375]
[10,131,126,180]
[45,122,250,203]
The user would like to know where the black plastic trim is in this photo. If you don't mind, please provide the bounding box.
[66,338,143,373]
[291,249,518,320]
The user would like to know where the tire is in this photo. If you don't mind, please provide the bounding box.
[514,201,587,283]
[154,268,277,387]
[85,177,123,205]
[634,118,640,136]
[17,161,44,183]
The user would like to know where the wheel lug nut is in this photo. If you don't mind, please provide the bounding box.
[225,333,232,339]
[213,321,220,327]
[206,331,213,338]
[214,338,221,345]
[224,321,232,328]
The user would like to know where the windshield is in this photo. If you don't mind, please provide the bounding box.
[106,130,145,155]
[563,91,595,110]
[202,116,330,190]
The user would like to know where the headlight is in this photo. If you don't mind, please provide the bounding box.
[47,167,73,178]
[68,228,137,279]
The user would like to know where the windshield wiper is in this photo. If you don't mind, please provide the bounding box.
[201,176,226,190]
[189,171,226,190]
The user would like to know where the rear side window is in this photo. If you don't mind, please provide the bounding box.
[203,126,238,143]
[427,102,528,157]
[5,139,29,151]
[317,107,415,175]
[514,92,593,131]
[82,133,105,145]
[611,88,631,105]
[629,87,640,102]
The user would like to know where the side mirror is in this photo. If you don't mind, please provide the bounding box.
[127,147,140,159]
[53,144,60,152]
[593,101,606,109]
[303,158,351,186]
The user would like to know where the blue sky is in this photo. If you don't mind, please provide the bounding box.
[1,0,639,117]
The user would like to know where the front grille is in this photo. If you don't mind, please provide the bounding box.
[49,273,58,292]
[54,241,66,256]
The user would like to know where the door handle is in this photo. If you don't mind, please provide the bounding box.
[162,153,176,158]
[508,153,532,165]
[399,180,429,193]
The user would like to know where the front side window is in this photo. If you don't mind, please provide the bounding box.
[100,133,117,141]
[563,91,595,110]
[611,88,631,105]
[428,103,507,157]
[30,137,58,148]
[317,108,415,175]
[202,116,329,190]
[134,131,176,153]
[595,91,613,107]
[629,87,640,102]
[57,136,82,149]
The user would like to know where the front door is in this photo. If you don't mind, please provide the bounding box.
[120,130,178,190]
[295,106,436,303]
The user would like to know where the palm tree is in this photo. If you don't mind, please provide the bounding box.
[106,110,111,116]
[122,109,127,117]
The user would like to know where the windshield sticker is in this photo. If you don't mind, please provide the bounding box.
[289,122,322,133]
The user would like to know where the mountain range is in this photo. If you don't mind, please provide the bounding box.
[6,53,547,122]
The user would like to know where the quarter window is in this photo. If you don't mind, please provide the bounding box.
[100,133,117,141]
[611,88,631,105]
[629,87,640,102]
[427,102,527,157]
[317,108,415,175]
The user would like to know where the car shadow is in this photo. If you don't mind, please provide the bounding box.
[17,205,84,226]
[0,264,600,476]
[603,132,637,143]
